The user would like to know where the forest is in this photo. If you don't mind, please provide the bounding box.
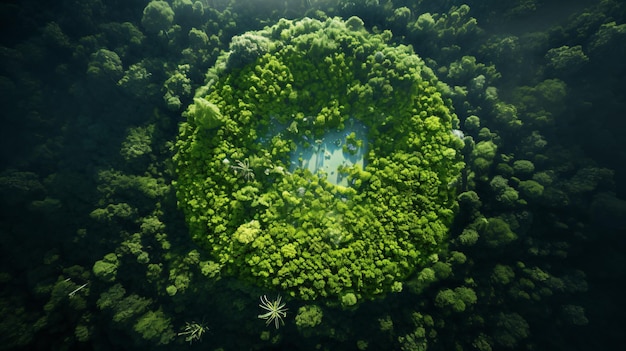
[0,0,625,350]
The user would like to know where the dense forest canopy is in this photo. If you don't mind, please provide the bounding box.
[0,0,624,350]
[174,16,465,302]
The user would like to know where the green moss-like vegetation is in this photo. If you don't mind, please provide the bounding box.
[174,17,464,301]
[8,1,624,349]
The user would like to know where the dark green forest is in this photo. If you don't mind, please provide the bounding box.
[1,0,625,350]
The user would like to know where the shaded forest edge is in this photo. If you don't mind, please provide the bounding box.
[1,1,625,350]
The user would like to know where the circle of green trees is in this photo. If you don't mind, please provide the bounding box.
[173,16,464,303]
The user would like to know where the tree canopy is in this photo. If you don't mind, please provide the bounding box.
[174,16,464,302]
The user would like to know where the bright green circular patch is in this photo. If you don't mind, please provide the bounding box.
[174,17,464,302]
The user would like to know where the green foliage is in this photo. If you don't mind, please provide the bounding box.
[92,253,119,283]
[295,304,323,328]
[42,21,71,49]
[407,267,438,294]
[493,312,529,348]
[448,251,467,265]
[98,21,145,59]
[134,309,175,344]
[199,260,221,278]
[446,56,500,86]
[341,292,358,308]
[356,339,368,350]
[457,190,481,213]
[561,305,588,326]
[545,45,589,74]
[120,125,154,161]
[112,294,151,323]
[0,295,36,349]
[407,5,481,57]
[457,228,479,246]
[74,324,90,342]
[345,16,366,31]
[491,264,515,285]
[141,0,175,34]
[172,0,194,21]
[476,32,527,79]
[0,170,45,206]
[517,180,544,201]
[117,62,156,100]
[174,17,463,301]
[398,312,435,351]
[512,160,534,178]
[478,217,517,248]
[96,284,126,311]
[432,261,452,280]
[95,170,169,201]
[233,220,261,244]
[188,27,208,49]
[166,250,200,294]
[564,167,614,195]
[187,96,225,130]
[474,140,497,159]
[532,171,554,186]
[379,315,394,332]
[140,215,165,233]
[472,334,493,351]
[504,0,540,18]
[464,115,480,132]
[386,6,412,33]
[492,101,522,130]
[471,140,498,180]
[343,132,363,155]
[489,176,519,207]
[163,64,192,111]
[86,49,123,81]
[4,1,619,351]
[226,33,272,70]
[589,21,626,58]
[435,286,477,312]
[90,203,136,222]
[510,79,567,128]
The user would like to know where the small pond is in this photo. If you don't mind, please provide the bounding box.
[288,118,368,186]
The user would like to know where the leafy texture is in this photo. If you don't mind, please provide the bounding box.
[174,17,464,302]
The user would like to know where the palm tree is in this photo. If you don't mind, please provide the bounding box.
[231,159,255,181]
[178,321,207,344]
[258,295,288,329]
